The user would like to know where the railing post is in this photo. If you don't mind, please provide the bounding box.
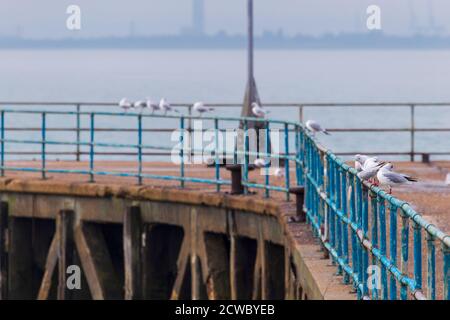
[180,116,185,188]
[389,204,398,300]
[41,112,46,180]
[413,220,422,293]
[243,120,249,195]
[264,122,270,198]
[89,113,95,183]
[400,212,409,300]
[284,123,290,201]
[1,111,4,177]
[378,196,388,300]
[410,104,415,162]
[137,114,143,185]
[444,243,449,300]
[187,105,193,161]
[214,118,220,192]
[426,233,436,300]
[76,104,81,162]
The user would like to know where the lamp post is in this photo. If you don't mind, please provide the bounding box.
[241,0,261,122]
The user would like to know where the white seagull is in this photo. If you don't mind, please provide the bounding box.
[119,98,133,112]
[253,158,270,168]
[193,101,214,116]
[305,120,330,135]
[251,102,269,118]
[159,98,179,115]
[274,167,284,178]
[134,100,146,109]
[377,163,418,194]
[357,161,385,182]
[355,154,371,172]
[145,98,160,114]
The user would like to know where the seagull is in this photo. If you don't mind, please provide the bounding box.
[274,167,284,178]
[251,102,269,118]
[119,98,133,113]
[193,101,214,116]
[133,100,146,109]
[357,157,385,183]
[355,154,371,172]
[377,163,418,194]
[446,173,450,186]
[159,98,179,115]
[145,98,160,114]
[253,158,270,168]
[357,161,385,182]
[305,120,330,136]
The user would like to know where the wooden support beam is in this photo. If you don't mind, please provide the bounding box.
[123,205,142,300]
[170,236,190,300]
[74,223,121,300]
[8,217,33,299]
[202,233,230,300]
[251,250,262,300]
[190,208,205,300]
[57,210,74,300]
[0,202,8,300]
[37,235,58,300]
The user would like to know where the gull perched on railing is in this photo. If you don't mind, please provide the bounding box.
[193,101,214,116]
[357,157,385,183]
[119,98,133,112]
[159,98,179,115]
[133,100,146,109]
[145,98,160,114]
[251,102,269,118]
[377,163,418,194]
[355,154,376,172]
[306,120,330,136]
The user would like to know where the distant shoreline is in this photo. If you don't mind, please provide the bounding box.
[2,33,450,50]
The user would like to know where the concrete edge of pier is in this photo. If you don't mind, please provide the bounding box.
[0,177,355,300]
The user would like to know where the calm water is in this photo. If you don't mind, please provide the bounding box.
[1,49,450,160]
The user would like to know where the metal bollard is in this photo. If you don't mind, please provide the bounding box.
[289,186,305,222]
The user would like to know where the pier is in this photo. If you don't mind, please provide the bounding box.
[0,104,448,300]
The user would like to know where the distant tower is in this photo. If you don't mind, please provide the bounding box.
[192,0,205,35]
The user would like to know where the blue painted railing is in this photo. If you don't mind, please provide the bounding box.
[0,108,448,300]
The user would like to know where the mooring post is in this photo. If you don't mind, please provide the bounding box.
[57,209,74,300]
[226,164,255,195]
[0,201,8,300]
[289,187,305,222]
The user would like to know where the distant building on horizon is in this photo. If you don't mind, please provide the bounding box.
[181,0,205,36]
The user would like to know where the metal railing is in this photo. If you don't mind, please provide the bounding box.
[0,106,448,300]
[1,102,450,161]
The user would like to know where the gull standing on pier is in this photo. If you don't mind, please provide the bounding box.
[253,158,270,168]
[251,102,269,118]
[193,102,214,116]
[159,98,179,115]
[305,120,330,136]
[119,98,133,112]
[377,163,418,194]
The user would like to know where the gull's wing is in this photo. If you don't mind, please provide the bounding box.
[383,172,409,184]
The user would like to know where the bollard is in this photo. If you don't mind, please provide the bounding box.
[422,153,430,164]
[226,165,244,195]
[289,186,305,222]
[226,164,256,195]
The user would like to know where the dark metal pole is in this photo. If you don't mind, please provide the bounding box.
[248,0,254,103]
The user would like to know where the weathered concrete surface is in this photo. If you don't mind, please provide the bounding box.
[0,174,355,300]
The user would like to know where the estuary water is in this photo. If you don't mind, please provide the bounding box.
[1,49,450,160]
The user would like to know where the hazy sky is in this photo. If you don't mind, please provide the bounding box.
[1,0,450,38]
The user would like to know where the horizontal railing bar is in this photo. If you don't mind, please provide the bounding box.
[2,101,450,107]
